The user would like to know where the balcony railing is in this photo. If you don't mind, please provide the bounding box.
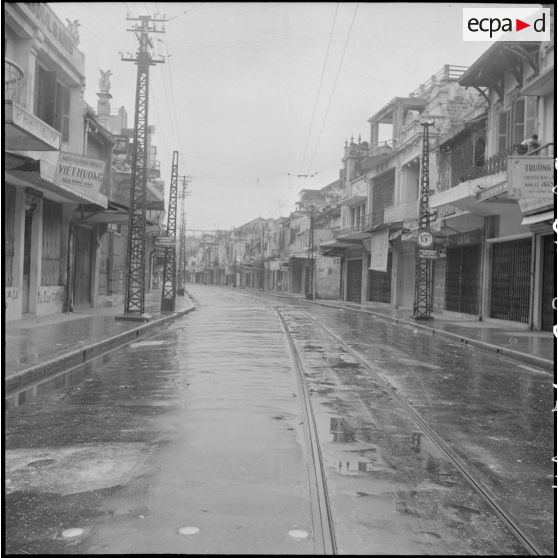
[333,214,371,236]
[443,143,555,190]
[383,200,417,224]
[5,59,24,103]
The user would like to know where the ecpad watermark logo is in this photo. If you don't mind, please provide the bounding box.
[463,8,550,41]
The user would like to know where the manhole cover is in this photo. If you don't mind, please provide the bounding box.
[178,526,200,536]
[61,528,84,538]
[288,529,309,539]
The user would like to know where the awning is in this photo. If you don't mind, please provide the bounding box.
[520,66,554,96]
[521,211,554,226]
[6,157,108,208]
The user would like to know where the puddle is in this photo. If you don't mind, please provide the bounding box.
[6,360,98,409]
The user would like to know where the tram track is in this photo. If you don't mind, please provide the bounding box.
[276,308,337,555]
[280,305,544,556]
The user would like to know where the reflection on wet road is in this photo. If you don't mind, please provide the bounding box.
[5,285,553,554]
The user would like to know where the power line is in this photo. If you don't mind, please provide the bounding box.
[306,3,359,174]
[298,3,339,174]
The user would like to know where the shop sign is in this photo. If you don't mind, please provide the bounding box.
[369,228,389,271]
[55,152,105,191]
[5,101,61,150]
[23,3,78,56]
[476,180,507,201]
[507,157,554,199]
[155,236,177,247]
[419,249,438,259]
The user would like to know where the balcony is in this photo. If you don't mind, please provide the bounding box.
[442,143,555,191]
[5,60,24,103]
[384,200,417,224]
[333,214,373,238]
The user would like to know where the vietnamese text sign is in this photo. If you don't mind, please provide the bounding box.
[507,157,554,199]
[419,249,438,259]
[369,228,389,271]
[7,101,61,150]
[156,236,177,247]
[55,152,106,191]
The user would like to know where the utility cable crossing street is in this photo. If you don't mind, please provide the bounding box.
[4,285,554,555]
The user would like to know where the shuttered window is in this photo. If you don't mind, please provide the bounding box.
[498,110,508,153]
[512,98,525,147]
[372,169,395,227]
[524,96,538,139]
[34,64,71,141]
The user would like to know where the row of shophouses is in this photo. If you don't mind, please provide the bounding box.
[5,3,166,322]
[189,34,555,331]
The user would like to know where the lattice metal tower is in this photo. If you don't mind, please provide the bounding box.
[177,176,191,296]
[121,14,165,316]
[413,122,434,320]
[161,151,179,311]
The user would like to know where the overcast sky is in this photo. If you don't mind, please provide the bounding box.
[50,2,531,232]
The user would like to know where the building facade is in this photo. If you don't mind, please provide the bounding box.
[5,3,109,321]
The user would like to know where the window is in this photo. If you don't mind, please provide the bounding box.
[34,63,71,141]
[497,97,537,154]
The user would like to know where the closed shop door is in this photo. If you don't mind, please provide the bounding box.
[490,238,531,323]
[445,244,481,314]
[347,259,362,303]
[22,211,33,313]
[540,235,555,331]
[74,227,92,306]
[369,252,392,303]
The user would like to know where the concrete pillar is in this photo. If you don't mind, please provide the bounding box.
[58,204,75,286]
[361,247,368,303]
[28,197,44,314]
[12,188,26,291]
[90,226,101,307]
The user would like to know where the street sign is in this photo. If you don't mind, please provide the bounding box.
[417,230,434,248]
[419,249,438,259]
[156,236,177,247]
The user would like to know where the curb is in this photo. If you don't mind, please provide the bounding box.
[241,288,554,371]
[303,298,554,371]
[6,303,196,393]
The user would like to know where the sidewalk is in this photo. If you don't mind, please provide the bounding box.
[245,288,555,371]
[5,289,195,392]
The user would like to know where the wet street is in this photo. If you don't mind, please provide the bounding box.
[5,285,554,555]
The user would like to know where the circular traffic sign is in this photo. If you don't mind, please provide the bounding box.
[417,230,433,248]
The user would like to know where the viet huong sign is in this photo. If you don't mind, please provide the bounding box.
[55,152,106,191]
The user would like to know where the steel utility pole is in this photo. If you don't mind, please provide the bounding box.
[161,151,179,311]
[177,176,191,296]
[413,121,435,320]
[305,205,315,300]
[120,14,165,319]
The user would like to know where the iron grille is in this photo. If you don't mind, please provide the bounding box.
[490,238,531,323]
[541,235,555,332]
[444,244,481,315]
[369,253,392,303]
[347,259,362,303]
